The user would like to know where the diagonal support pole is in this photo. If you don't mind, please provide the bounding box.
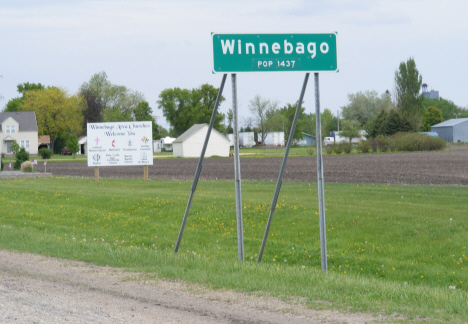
[257,73,309,263]
[174,74,227,253]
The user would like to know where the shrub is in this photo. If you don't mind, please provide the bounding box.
[376,135,390,152]
[39,148,53,159]
[1,160,3,171]
[393,133,447,152]
[393,133,418,152]
[342,142,353,154]
[368,138,378,152]
[358,140,371,153]
[306,146,316,156]
[389,137,398,152]
[333,143,343,154]
[325,145,333,155]
[11,140,20,156]
[14,147,29,170]
[13,160,22,170]
[20,161,34,172]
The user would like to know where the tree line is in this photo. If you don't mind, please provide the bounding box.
[3,73,162,153]
[4,59,467,155]
[339,58,468,140]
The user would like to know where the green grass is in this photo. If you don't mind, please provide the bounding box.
[1,178,467,322]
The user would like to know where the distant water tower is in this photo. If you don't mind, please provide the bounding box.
[422,83,439,99]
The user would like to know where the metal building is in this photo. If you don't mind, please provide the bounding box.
[431,118,468,143]
[295,132,316,146]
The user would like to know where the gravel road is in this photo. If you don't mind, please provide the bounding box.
[0,250,385,323]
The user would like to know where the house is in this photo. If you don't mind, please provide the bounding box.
[0,112,39,156]
[153,136,176,152]
[295,133,315,146]
[172,124,230,158]
[431,118,468,143]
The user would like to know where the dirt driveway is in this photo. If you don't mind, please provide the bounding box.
[34,146,468,185]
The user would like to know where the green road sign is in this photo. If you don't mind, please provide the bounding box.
[212,33,338,73]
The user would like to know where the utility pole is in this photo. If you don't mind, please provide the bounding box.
[337,110,340,131]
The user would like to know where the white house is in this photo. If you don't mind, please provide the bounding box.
[0,112,39,156]
[172,124,230,158]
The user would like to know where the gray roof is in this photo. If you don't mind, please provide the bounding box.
[431,118,468,128]
[173,124,229,143]
[0,112,38,132]
[301,132,315,138]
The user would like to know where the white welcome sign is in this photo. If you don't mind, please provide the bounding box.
[87,121,153,167]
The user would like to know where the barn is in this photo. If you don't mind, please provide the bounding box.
[172,124,230,158]
[431,118,468,143]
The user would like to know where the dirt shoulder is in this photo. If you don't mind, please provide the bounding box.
[0,249,389,324]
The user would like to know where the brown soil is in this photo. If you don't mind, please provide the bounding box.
[34,146,468,185]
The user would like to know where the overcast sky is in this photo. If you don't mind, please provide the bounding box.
[1,0,467,129]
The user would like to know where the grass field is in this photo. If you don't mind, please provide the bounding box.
[1,177,467,322]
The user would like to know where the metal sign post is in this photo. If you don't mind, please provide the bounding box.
[315,73,327,272]
[257,73,309,263]
[174,74,227,253]
[232,74,244,261]
[176,32,336,263]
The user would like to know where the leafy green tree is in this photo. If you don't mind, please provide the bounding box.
[3,97,23,112]
[158,126,169,138]
[302,109,337,139]
[80,88,103,125]
[340,120,361,142]
[266,107,283,132]
[67,133,80,157]
[422,97,461,120]
[17,82,45,95]
[3,82,46,112]
[11,140,20,156]
[134,101,152,121]
[158,84,225,136]
[321,109,338,137]
[341,90,394,126]
[302,113,316,136]
[80,71,145,124]
[19,88,85,152]
[226,109,234,134]
[281,102,305,141]
[13,147,29,170]
[134,101,161,140]
[384,109,412,135]
[395,57,424,129]
[368,109,388,138]
[248,95,279,145]
[420,106,444,132]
